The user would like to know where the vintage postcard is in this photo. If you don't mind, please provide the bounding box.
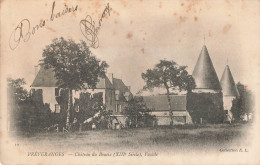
[1,0,260,164]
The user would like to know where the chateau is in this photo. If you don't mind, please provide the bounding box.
[143,44,239,125]
[31,66,133,126]
[30,44,239,126]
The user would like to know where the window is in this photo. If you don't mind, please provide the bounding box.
[55,104,60,113]
[55,88,60,96]
[119,105,122,112]
[115,90,120,101]
[75,105,79,112]
[31,89,35,95]
[123,92,130,101]
[116,104,121,113]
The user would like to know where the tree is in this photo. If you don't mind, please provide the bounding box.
[124,97,155,128]
[7,78,28,103]
[41,37,108,129]
[141,60,195,125]
[7,78,28,132]
[7,78,52,132]
[231,82,254,121]
[72,92,104,131]
[230,97,241,121]
[236,82,254,115]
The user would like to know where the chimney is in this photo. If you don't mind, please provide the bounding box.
[34,65,39,76]
[108,73,114,85]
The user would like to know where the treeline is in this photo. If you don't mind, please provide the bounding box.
[7,78,51,133]
[231,82,254,121]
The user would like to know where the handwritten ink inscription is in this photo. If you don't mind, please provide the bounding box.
[79,3,111,48]
[9,1,111,50]
[9,1,78,50]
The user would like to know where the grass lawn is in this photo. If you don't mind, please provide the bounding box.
[16,123,252,152]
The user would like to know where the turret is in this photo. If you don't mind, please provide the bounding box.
[220,65,239,112]
[187,44,224,124]
[192,45,221,93]
[220,65,239,97]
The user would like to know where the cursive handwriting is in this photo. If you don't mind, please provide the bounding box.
[80,3,111,49]
[9,19,31,50]
[50,1,78,21]
[9,1,78,50]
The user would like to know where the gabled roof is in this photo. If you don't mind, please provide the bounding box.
[113,78,133,101]
[192,45,221,90]
[93,76,113,89]
[113,78,130,93]
[31,66,113,89]
[142,95,187,111]
[220,65,239,97]
[31,67,57,87]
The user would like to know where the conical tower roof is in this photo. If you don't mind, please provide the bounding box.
[192,45,221,90]
[220,65,239,97]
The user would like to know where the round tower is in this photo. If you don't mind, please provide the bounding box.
[220,65,239,112]
[187,44,224,124]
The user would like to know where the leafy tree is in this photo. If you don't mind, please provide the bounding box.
[72,92,104,130]
[73,92,92,124]
[231,82,254,121]
[141,60,195,125]
[7,78,52,132]
[7,78,28,103]
[236,82,254,114]
[124,96,155,128]
[230,97,241,121]
[7,78,28,132]
[40,37,108,129]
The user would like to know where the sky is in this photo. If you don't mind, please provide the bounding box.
[1,0,260,95]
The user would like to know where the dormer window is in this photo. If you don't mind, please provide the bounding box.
[123,92,130,101]
[115,90,120,101]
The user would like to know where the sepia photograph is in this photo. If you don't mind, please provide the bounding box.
[1,0,259,164]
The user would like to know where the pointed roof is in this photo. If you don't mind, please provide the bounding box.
[192,45,221,90]
[31,66,113,89]
[220,65,239,97]
[113,78,133,101]
[113,78,130,92]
